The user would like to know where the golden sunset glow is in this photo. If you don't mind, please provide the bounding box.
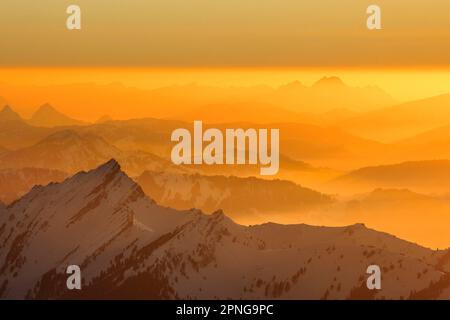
[2,1,450,68]
[3,0,450,301]
[2,66,450,249]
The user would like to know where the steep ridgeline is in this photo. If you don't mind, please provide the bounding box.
[136,171,333,223]
[29,104,88,128]
[1,160,450,300]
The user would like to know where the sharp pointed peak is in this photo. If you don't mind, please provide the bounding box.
[1,105,16,112]
[38,103,56,111]
[30,104,87,127]
[0,105,23,121]
[63,159,125,191]
[212,209,225,216]
[91,159,122,175]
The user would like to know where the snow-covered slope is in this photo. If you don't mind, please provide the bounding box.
[0,160,449,300]
[0,159,194,299]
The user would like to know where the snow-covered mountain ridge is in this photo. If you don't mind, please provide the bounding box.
[1,160,449,300]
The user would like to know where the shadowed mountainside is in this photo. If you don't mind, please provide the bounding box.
[136,170,333,224]
[1,159,449,300]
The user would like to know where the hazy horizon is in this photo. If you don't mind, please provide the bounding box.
[3,1,450,69]
[2,68,450,121]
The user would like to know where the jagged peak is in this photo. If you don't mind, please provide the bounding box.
[30,103,87,127]
[31,103,69,119]
[98,158,121,172]
[278,80,306,91]
[0,105,23,121]
[74,158,122,179]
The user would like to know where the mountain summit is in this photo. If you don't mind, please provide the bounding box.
[0,159,194,299]
[0,105,23,122]
[29,103,87,127]
[313,76,347,88]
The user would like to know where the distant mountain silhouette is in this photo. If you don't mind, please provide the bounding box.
[0,130,121,173]
[0,105,23,122]
[172,77,395,121]
[76,117,385,171]
[83,117,385,170]
[0,78,395,122]
[273,76,394,114]
[137,170,333,224]
[29,103,88,127]
[312,76,347,88]
[399,123,450,146]
[325,188,450,249]
[338,93,450,142]
[0,129,181,176]
[0,105,52,149]
[326,160,450,194]
[171,102,317,124]
[0,111,390,173]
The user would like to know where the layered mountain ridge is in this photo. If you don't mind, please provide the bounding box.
[1,160,450,300]
[136,170,333,224]
[29,103,88,128]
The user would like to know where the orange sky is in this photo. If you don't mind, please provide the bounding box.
[1,1,450,67]
[3,0,450,110]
